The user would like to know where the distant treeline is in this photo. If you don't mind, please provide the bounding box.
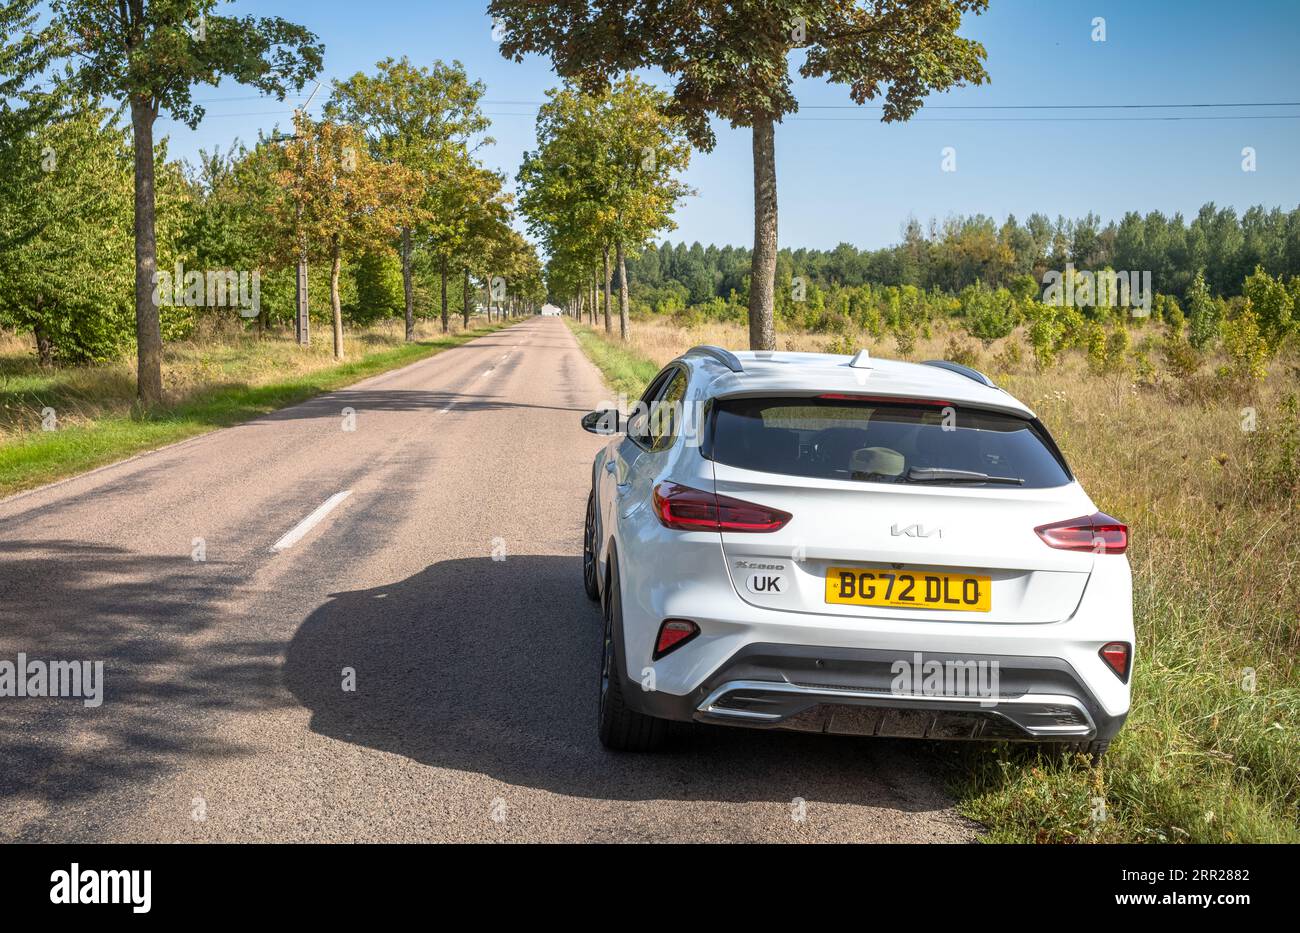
[626,203,1300,312]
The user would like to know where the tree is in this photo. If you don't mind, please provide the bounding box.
[0,106,136,364]
[1186,269,1220,351]
[1,0,61,255]
[490,0,989,349]
[327,57,491,341]
[274,113,420,358]
[1242,265,1294,351]
[516,78,690,339]
[49,0,322,404]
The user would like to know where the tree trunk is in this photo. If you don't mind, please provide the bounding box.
[603,244,612,333]
[462,267,471,328]
[33,318,53,368]
[439,255,450,333]
[330,236,344,360]
[130,96,163,405]
[748,115,778,351]
[401,226,415,341]
[616,240,630,341]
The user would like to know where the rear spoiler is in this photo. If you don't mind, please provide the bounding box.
[685,345,744,373]
[921,359,998,388]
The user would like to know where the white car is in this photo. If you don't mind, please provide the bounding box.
[582,347,1132,761]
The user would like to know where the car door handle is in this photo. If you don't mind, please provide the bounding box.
[616,483,631,497]
[605,461,617,474]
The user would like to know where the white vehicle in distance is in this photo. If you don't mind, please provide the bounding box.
[581,347,1131,762]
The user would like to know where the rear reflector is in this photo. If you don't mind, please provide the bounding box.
[1099,642,1131,681]
[653,619,699,659]
[652,482,791,533]
[1035,512,1128,554]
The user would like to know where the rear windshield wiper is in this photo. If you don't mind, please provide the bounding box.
[903,467,1025,485]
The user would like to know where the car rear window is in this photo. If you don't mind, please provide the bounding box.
[706,397,1072,488]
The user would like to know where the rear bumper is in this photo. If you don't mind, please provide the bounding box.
[628,644,1127,743]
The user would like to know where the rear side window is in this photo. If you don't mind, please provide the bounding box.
[707,397,1072,489]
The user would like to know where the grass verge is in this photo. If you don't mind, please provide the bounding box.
[565,318,660,400]
[0,322,509,499]
[567,318,1299,844]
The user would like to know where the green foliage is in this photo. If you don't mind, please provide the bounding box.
[1084,321,1107,374]
[351,250,404,324]
[1247,393,1300,503]
[944,335,981,368]
[0,106,138,363]
[1186,270,1221,350]
[960,283,1018,345]
[1242,265,1295,351]
[1155,294,1185,333]
[628,202,1300,312]
[1219,302,1270,384]
[517,77,691,312]
[51,0,323,131]
[1161,335,1201,381]
[1104,327,1131,374]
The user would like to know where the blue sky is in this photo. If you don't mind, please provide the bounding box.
[164,0,1300,251]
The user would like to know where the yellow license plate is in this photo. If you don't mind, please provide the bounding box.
[824,567,991,612]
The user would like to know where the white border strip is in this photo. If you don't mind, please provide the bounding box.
[271,491,352,552]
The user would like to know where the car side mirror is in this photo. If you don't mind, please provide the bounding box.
[581,409,622,435]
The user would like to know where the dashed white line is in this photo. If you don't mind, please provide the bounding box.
[271,491,353,551]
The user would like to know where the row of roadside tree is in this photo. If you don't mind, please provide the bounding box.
[0,2,543,400]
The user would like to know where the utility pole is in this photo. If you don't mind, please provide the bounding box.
[294,81,322,347]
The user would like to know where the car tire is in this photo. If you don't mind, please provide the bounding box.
[597,564,668,752]
[582,489,600,602]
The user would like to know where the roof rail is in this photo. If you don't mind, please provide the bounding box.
[685,345,744,373]
[921,359,997,388]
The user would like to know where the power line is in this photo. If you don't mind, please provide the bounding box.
[788,114,1300,122]
[479,98,1300,110]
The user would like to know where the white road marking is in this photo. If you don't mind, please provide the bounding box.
[271,491,352,551]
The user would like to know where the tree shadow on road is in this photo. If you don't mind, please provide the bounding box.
[0,538,288,834]
[284,555,959,815]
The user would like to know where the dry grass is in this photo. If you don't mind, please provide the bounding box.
[0,316,490,440]
[578,313,1300,842]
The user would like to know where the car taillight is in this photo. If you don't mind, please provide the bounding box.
[1034,512,1128,554]
[1099,642,1131,681]
[652,482,791,533]
[653,619,700,659]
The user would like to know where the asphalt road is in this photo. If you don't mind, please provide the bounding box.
[0,317,974,842]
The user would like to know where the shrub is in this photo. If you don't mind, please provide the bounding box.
[944,335,981,368]
[1162,335,1200,381]
[823,333,858,356]
[1220,302,1270,384]
[1247,393,1300,503]
[961,284,1017,345]
[1186,270,1220,350]
[994,337,1023,371]
[894,324,916,358]
[1028,313,1062,369]
[1104,327,1131,373]
[1081,321,1105,373]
